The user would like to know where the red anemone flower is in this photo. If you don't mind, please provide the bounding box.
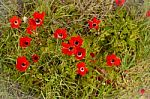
[90,52,95,58]
[9,16,21,28]
[26,18,37,34]
[146,10,150,17]
[19,37,32,48]
[16,56,30,72]
[69,36,83,47]
[76,62,88,76]
[54,28,67,39]
[105,79,112,85]
[62,42,76,56]
[88,17,101,30]
[115,0,125,6]
[139,89,145,95]
[106,54,121,66]
[33,12,45,26]
[75,47,86,60]
[32,54,39,63]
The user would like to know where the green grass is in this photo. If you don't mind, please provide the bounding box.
[0,0,150,99]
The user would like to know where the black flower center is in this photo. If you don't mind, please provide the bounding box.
[69,47,73,51]
[78,52,82,56]
[21,63,26,67]
[80,67,84,72]
[14,21,18,23]
[24,41,29,45]
[14,20,18,25]
[35,19,40,23]
[58,33,63,37]
[93,23,96,27]
[75,41,79,45]
[111,59,115,63]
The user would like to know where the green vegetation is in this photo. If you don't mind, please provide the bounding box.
[0,0,150,98]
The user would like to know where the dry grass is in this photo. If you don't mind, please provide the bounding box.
[0,76,36,99]
[115,57,150,99]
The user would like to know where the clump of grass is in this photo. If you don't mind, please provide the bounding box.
[0,0,150,98]
[0,77,36,99]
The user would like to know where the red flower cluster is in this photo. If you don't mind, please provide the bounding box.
[106,54,121,67]
[61,35,86,60]
[76,62,88,76]
[54,29,86,60]
[53,28,87,76]
[16,54,40,72]
[9,11,124,76]
[9,12,44,72]
[26,12,45,34]
[16,54,39,72]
